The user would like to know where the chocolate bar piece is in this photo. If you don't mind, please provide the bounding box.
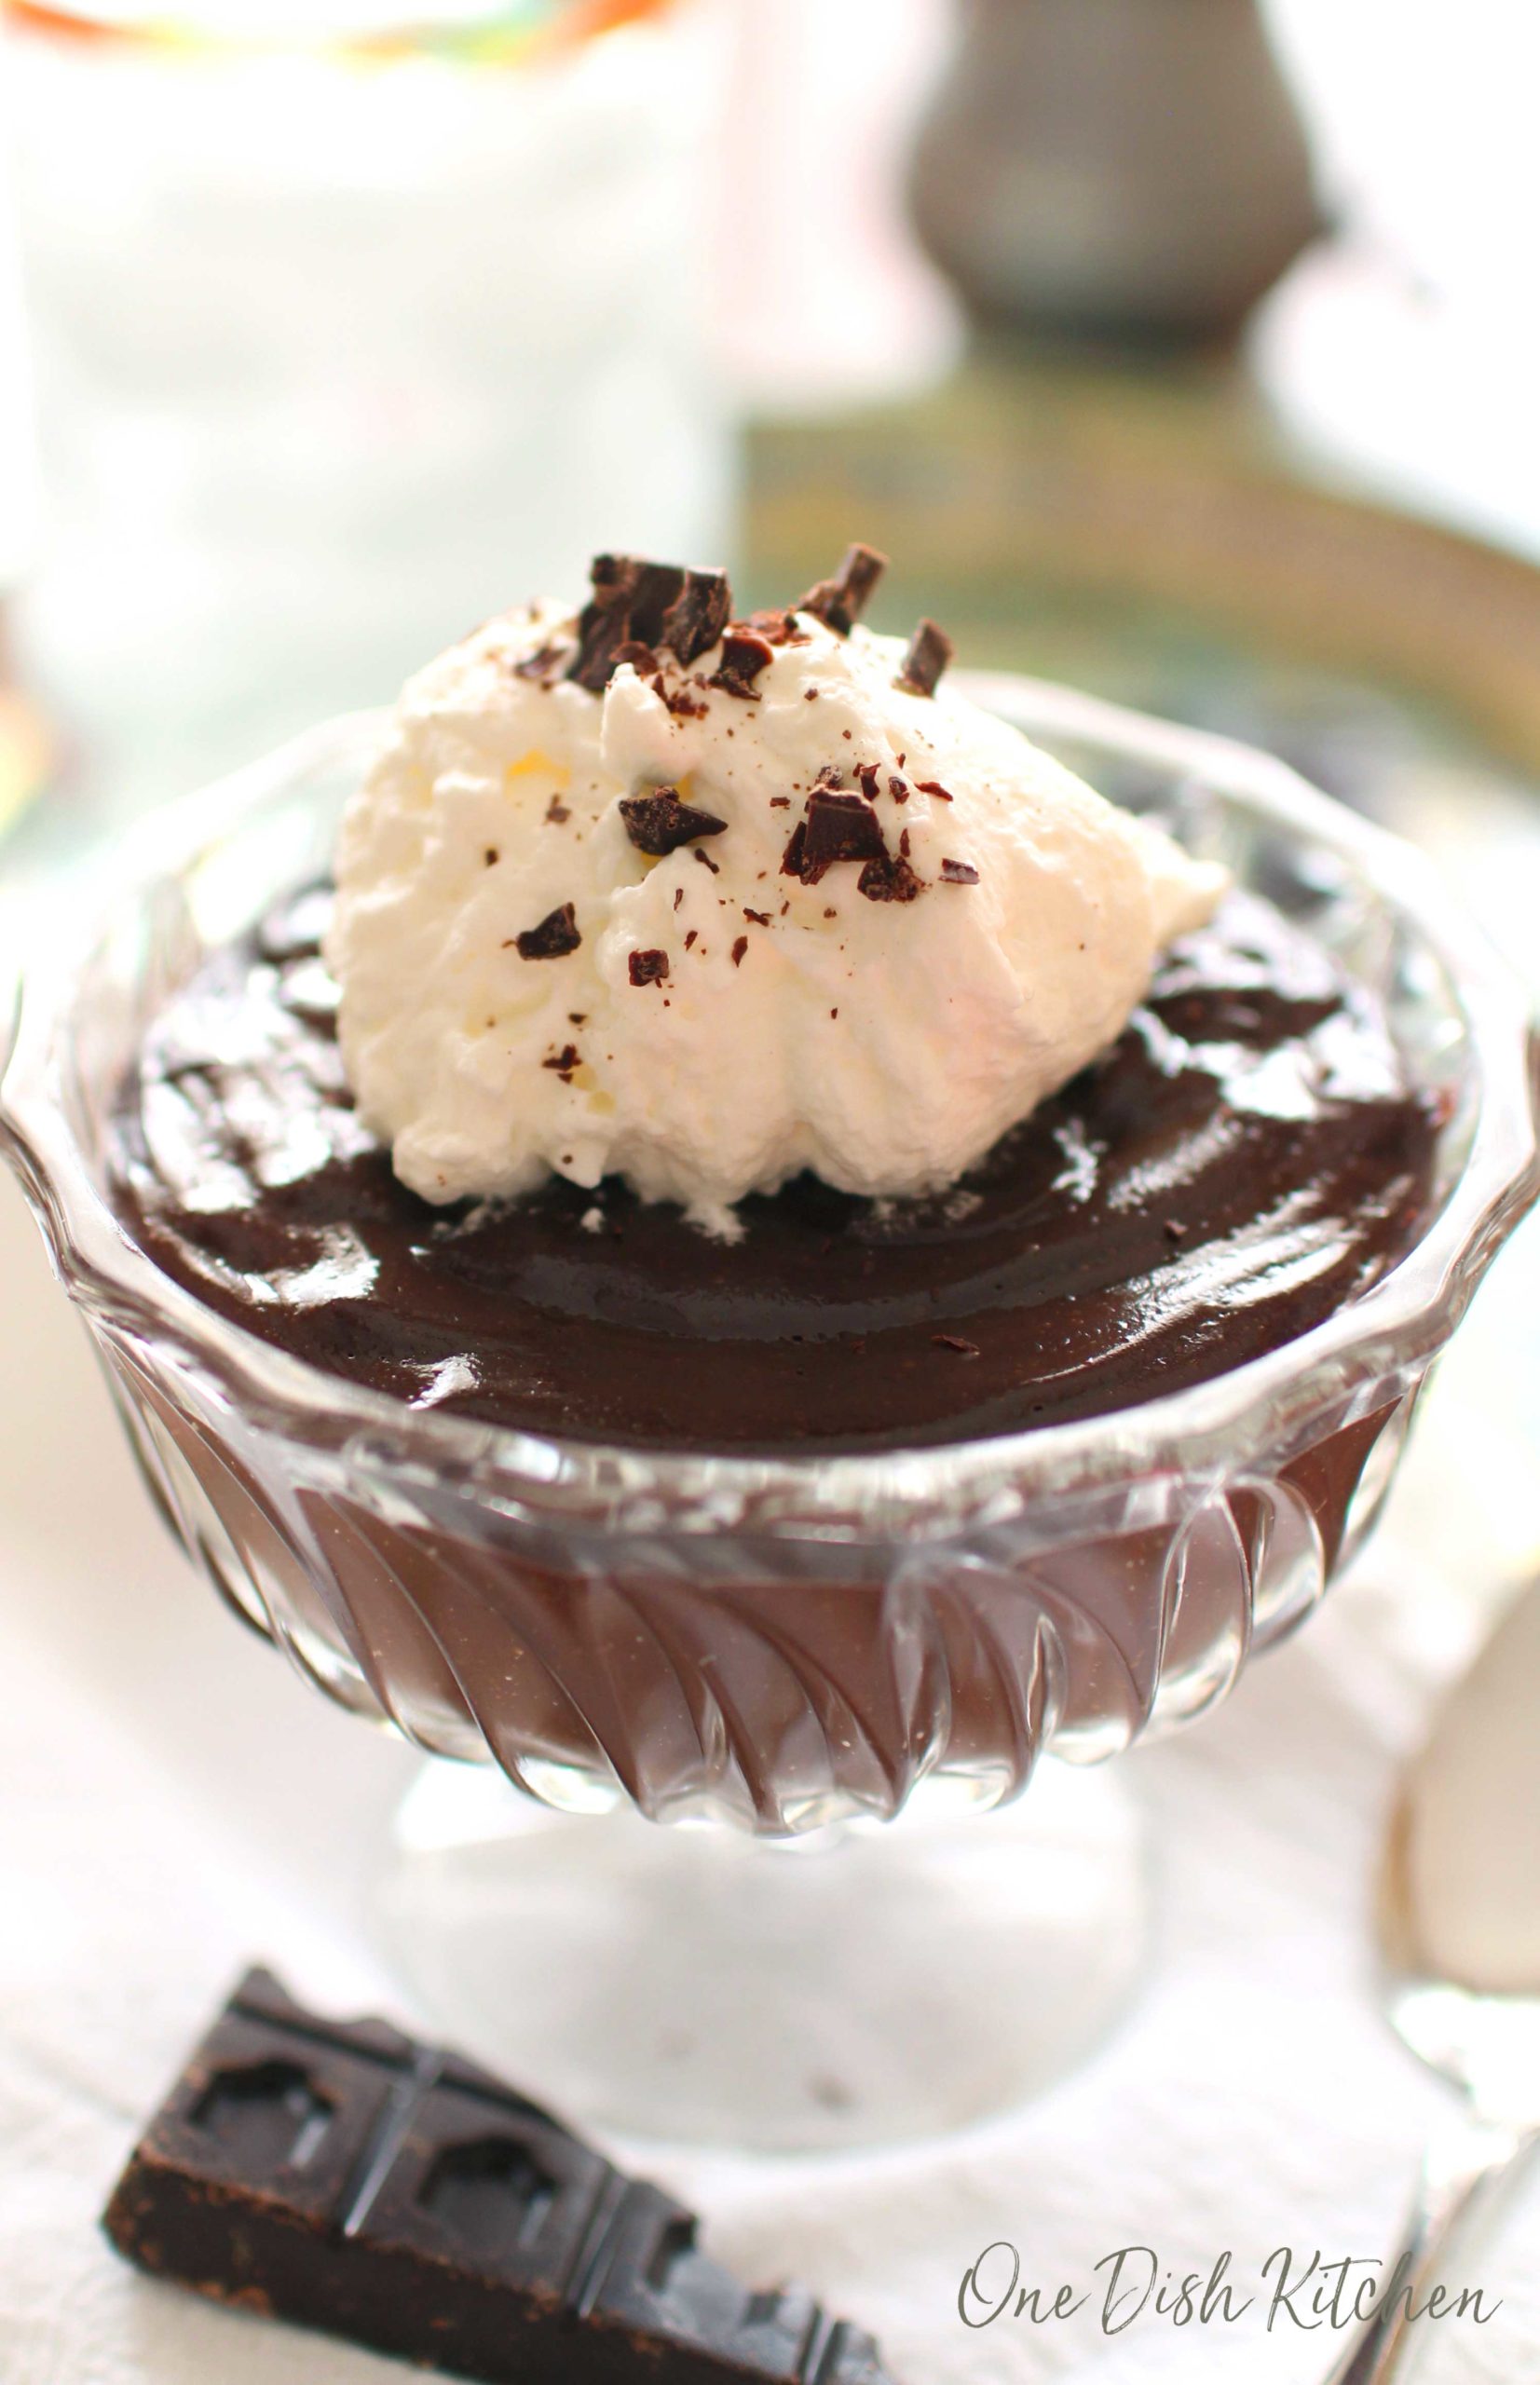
[102,1969,897,2385]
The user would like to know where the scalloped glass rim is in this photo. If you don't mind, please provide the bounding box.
[2,674,1536,1540]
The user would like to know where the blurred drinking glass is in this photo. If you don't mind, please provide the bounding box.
[3,0,733,825]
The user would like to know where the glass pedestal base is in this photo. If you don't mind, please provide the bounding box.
[375,1759,1149,2152]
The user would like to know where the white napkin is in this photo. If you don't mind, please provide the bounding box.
[3,1169,1538,2385]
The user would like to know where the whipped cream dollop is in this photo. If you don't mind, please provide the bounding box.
[327,552,1227,1232]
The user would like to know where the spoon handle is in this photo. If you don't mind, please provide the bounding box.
[1322,2115,1540,2385]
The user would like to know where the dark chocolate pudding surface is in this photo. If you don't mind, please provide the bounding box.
[110,884,1439,1452]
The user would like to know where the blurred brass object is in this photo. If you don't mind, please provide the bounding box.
[910,0,1324,346]
[745,355,1540,779]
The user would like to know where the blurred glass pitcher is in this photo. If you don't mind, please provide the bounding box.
[4,0,733,820]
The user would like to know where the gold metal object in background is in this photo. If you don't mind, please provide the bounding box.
[746,348,1540,781]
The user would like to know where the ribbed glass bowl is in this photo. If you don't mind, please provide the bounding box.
[5,678,1537,1838]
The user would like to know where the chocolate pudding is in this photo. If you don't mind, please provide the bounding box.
[110,881,1438,1454]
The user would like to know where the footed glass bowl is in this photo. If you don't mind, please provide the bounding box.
[5,677,1535,2147]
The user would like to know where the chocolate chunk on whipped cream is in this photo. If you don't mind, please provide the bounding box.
[512,903,581,961]
[618,787,727,855]
[327,553,1227,1233]
[796,542,888,636]
[783,786,889,881]
[566,554,731,692]
[709,627,777,698]
[897,618,954,697]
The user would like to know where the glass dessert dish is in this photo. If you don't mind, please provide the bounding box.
[4,675,1536,2148]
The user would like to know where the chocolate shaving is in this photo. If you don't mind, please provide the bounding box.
[692,845,721,875]
[858,854,923,904]
[709,627,775,700]
[794,789,888,883]
[511,639,571,685]
[620,786,729,856]
[897,618,955,697]
[662,568,733,665]
[748,608,810,647]
[940,857,979,884]
[853,761,881,801]
[659,677,710,720]
[514,903,580,961]
[796,542,888,635]
[915,778,955,802]
[933,1333,980,1356]
[888,774,909,802]
[544,794,571,825]
[730,935,749,967]
[566,553,639,692]
[684,928,699,949]
[541,1043,581,1080]
[743,907,771,926]
[628,948,670,988]
[566,554,732,693]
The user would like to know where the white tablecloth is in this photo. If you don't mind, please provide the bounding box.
[3,1168,1539,2385]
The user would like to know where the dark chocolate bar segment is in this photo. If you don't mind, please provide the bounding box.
[102,1968,900,2385]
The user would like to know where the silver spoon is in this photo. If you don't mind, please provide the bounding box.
[1326,1574,1540,2384]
